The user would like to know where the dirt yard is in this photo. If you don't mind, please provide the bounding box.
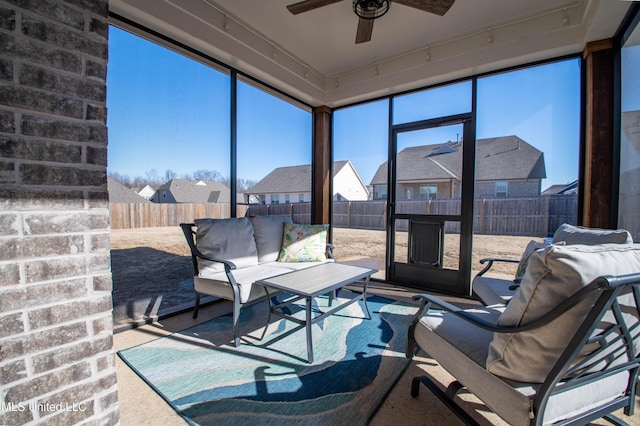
[110,226,534,328]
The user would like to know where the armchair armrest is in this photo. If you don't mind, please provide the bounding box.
[476,257,519,277]
[407,281,602,358]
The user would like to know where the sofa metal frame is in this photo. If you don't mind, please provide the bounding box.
[181,223,247,345]
[408,272,640,425]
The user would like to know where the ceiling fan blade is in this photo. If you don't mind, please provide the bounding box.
[355,17,374,44]
[394,0,455,16]
[286,0,343,15]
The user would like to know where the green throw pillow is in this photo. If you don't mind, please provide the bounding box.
[278,223,329,262]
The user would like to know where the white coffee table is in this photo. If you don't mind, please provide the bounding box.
[256,262,377,363]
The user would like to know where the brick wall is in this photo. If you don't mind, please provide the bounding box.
[0,0,119,424]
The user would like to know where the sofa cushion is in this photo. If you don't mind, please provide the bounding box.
[196,263,296,303]
[195,217,258,275]
[551,223,633,245]
[486,243,640,383]
[277,223,329,262]
[249,215,293,263]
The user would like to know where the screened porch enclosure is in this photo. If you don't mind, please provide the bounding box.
[332,58,581,295]
[108,21,581,300]
[106,3,636,305]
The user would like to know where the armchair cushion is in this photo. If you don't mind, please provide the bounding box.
[194,217,258,275]
[277,223,329,262]
[249,215,293,263]
[514,240,550,282]
[486,243,640,382]
[415,303,630,425]
[473,276,518,306]
[551,223,633,245]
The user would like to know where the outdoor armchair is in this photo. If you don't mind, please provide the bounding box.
[472,223,634,306]
[407,242,640,425]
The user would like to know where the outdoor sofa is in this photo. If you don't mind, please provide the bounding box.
[180,215,333,346]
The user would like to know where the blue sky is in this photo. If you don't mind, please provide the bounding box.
[107,27,311,183]
[622,43,640,112]
[107,26,580,189]
[333,60,581,188]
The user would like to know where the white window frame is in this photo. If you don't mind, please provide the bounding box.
[495,181,508,197]
[419,185,437,200]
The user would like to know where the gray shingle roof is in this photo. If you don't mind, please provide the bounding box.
[542,180,578,195]
[370,136,546,185]
[248,161,350,194]
[107,179,152,203]
[155,179,231,203]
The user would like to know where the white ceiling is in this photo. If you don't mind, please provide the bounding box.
[213,0,578,76]
[109,0,632,107]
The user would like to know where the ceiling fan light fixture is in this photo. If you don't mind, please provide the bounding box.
[353,0,391,20]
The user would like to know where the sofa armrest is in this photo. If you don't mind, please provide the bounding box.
[326,243,335,260]
[180,223,238,274]
[191,246,238,272]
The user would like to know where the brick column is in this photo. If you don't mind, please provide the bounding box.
[0,1,119,424]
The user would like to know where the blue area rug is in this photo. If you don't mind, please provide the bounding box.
[118,294,417,426]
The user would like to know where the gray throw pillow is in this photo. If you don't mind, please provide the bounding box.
[249,215,293,263]
[194,217,258,275]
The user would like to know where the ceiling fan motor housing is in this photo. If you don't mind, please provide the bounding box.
[353,0,391,20]
[287,0,454,44]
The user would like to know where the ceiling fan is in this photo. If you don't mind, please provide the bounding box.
[286,0,455,44]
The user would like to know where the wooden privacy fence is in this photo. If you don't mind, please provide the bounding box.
[110,203,246,229]
[110,195,577,237]
[333,195,577,237]
[245,203,312,225]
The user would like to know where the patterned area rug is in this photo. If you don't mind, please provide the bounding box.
[118,294,417,426]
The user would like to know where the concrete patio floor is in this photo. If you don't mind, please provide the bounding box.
[113,284,640,425]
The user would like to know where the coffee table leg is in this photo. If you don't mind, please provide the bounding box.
[260,287,274,341]
[306,296,313,363]
[362,275,372,320]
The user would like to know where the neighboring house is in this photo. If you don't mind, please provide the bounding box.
[137,184,156,200]
[370,135,546,200]
[247,160,369,204]
[542,180,578,196]
[107,179,152,203]
[620,110,640,240]
[333,160,370,201]
[151,178,231,203]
